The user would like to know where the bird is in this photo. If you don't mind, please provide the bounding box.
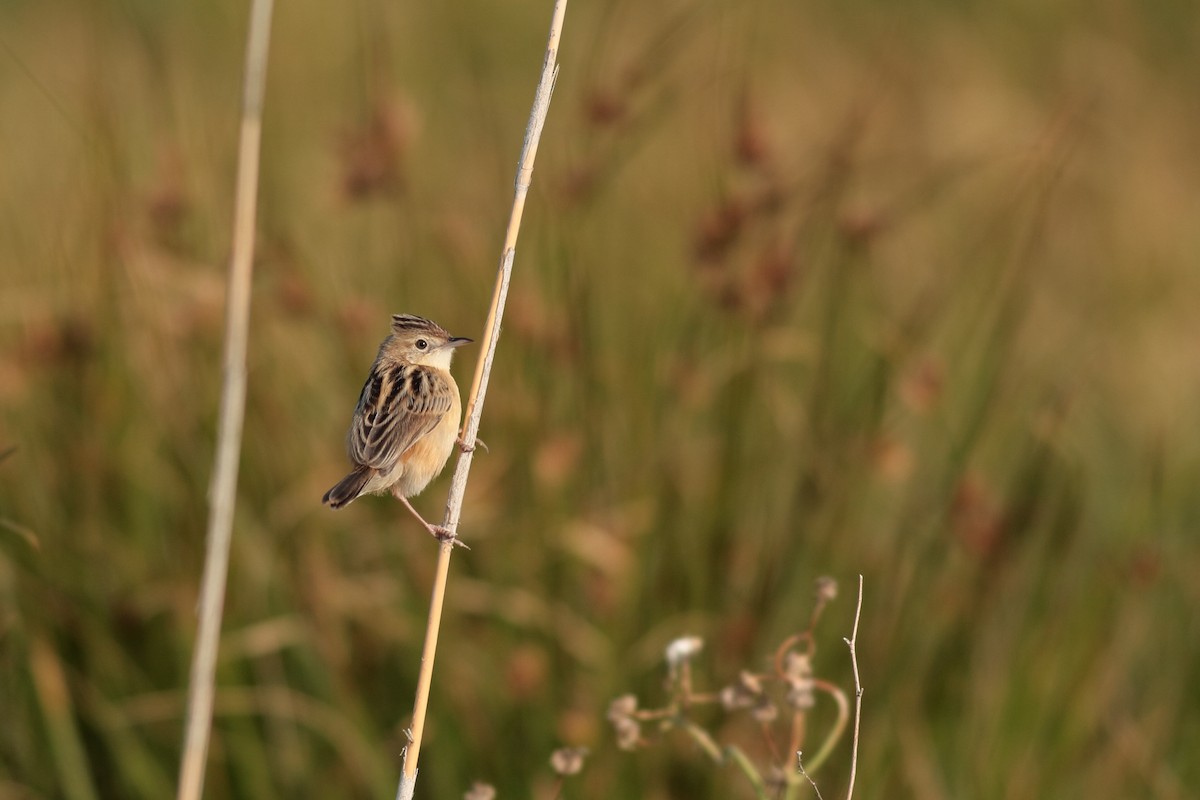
[322,313,472,540]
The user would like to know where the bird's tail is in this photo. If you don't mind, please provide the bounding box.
[322,466,373,509]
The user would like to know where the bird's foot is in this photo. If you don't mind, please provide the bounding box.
[399,495,469,549]
[457,436,488,454]
[428,524,470,549]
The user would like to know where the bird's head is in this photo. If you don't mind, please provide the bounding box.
[387,313,472,369]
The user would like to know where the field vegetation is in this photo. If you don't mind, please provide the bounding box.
[1,0,1198,797]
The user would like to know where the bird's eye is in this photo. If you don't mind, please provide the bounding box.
[415,339,428,350]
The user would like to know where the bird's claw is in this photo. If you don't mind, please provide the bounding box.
[429,525,470,549]
[457,436,488,454]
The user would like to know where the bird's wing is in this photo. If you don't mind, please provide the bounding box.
[347,363,455,471]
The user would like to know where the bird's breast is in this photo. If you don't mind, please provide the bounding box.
[394,379,462,497]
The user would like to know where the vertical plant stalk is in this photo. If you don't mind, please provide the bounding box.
[395,2,568,798]
[175,2,274,799]
[843,575,864,800]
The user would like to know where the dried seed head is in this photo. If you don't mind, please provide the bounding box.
[787,652,816,710]
[815,576,838,603]
[751,697,779,724]
[463,782,496,800]
[753,241,797,299]
[734,94,771,170]
[607,694,638,721]
[950,473,1005,557]
[694,198,747,263]
[607,693,645,750]
[585,88,626,127]
[784,652,816,709]
[719,684,748,711]
[549,747,589,776]
[783,652,812,682]
[339,97,413,200]
[612,716,642,751]
[665,636,704,668]
[720,670,765,710]
[899,357,945,413]
[837,207,886,244]
[786,681,816,710]
[737,670,764,695]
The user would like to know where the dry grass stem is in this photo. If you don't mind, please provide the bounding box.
[175,1,275,798]
[395,2,569,798]
[797,751,826,800]
[844,575,864,800]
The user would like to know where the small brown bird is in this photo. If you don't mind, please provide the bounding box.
[323,314,472,539]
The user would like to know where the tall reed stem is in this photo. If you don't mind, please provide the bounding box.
[176,2,274,799]
[395,3,569,798]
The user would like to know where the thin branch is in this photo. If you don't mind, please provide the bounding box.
[797,752,826,800]
[395,3,569,799]
[175,2,275,799]
[843,575,864,800]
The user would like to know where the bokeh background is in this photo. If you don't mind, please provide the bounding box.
[2,0,1198,797]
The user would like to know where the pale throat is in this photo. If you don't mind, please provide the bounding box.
[420,346,456,371]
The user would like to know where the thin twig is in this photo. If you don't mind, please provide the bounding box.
[797,752,825,800]
[395,3,569,799]
[175,2,274,799]
[843,575,864,800]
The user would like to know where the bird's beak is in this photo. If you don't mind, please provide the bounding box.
[444,336,473,348]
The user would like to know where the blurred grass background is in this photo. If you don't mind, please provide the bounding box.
[2,0,1199,797]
